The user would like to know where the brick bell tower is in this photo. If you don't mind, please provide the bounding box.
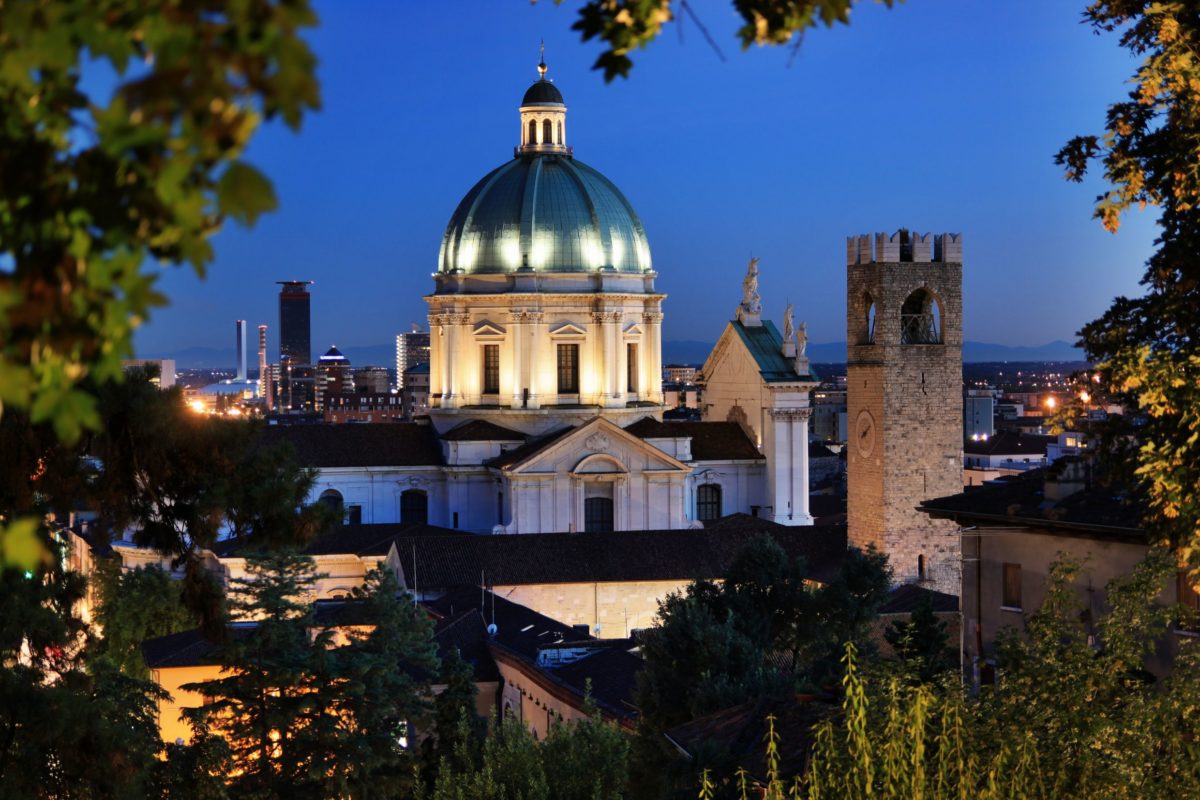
[846,231,963,595]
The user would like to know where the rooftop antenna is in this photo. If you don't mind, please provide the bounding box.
[538,40,547,80]
[412,544,417,595]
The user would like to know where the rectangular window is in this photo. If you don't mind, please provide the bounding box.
[347,505,362,525]
[557,343,579,394]
[1002,563,1022,609]
[627,343,638,393]
[482,344,500,394]
[1178,572,1200,632]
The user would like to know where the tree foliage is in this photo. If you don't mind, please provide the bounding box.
[706,552,1200,799]
[1053,2,1200,572]
[560,0,899,81]
[180,555,437,799]
[93,560,195,679]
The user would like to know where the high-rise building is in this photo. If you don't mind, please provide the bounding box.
[395,326,430,389]
[316,346,353,409]
[235,319,248,381]
[258,324,272,410]
[277,281,314,365]
[846,231,964,594]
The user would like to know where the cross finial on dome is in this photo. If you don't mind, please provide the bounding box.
[538,40,548,79]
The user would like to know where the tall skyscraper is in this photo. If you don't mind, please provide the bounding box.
[258,324,272,410]
[235,319,248,381]
[277,281,314,365]
[395,325,430,390]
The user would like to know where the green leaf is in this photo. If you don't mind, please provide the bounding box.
[216,161,278,226]
[0,518,47,573]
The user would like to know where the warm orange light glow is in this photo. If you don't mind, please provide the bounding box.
[1079,390,1091,404]
[1044,396,1057,410]
[188,399,207,414]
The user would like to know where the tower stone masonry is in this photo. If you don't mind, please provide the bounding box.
[846,231,963,595]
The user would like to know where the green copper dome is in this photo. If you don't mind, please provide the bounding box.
[438,154,652,275]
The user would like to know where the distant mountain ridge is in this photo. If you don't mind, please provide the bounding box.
[144,339,1085,370]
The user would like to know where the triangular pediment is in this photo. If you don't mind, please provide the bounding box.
[500,417,691,476]
[473,320,506,337]
[623,322,644,337]
[548,322,587,337]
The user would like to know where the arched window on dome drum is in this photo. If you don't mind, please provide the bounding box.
[400,489,428,525]
[543,119,553,145]
[527,119,537,146]
[696,484,722,522]
[557,121,563,144]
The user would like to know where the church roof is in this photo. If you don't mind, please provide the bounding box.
[388,522,847,588]
[483,425,575,469]
[522,78,564,106]
[255,423,444,468]
[731,320,820,383]
[438,155,651,275]
[441,419,527,442]
[624,418,763,461]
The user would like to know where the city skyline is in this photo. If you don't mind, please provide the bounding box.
[132,0,1156,359]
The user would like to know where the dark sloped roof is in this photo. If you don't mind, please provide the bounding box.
[879,583,960,614]
[731,320,819,383]
[141,628,221,669]
[809,441,838,459]
[624,418,763,461]
[212,522,467,558]
[432,609,501,683]
[426,586,592,660]
[484,426,575,469]
[664,696,833,783]
[393,521,847,589]
[549,647,642,719]
[256,423,443,467]
[442,419,527,442]
[920,467,1145,538]
[964,431,1054,456]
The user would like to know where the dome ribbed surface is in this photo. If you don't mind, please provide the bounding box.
[522,80,564,106]
[438,155,652,275]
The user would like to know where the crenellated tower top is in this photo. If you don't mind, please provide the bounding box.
[846,231,962,265]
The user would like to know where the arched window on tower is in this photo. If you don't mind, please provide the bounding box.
[400,489,428,524]
[900,288,942,344]
[543,118,553,145]
[863,293,877,345]
[527,119,537,146]
[557,120,563,144]
[696,484,722,522]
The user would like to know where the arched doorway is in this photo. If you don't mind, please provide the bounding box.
[400,489,428,524]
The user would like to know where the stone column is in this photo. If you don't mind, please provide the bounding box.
[508,310,525,408]
[527,310,543,409]
[643,308,663,404]
[428,313,444,404]
[442,311,469,409]
[768,408,814,526]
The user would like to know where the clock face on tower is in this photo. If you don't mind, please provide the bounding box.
[855,410,877,457]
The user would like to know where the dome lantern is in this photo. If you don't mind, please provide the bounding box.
[518,49,568,156]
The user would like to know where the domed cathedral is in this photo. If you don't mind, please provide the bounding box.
[428,55,662,432]
[292,60,805,537]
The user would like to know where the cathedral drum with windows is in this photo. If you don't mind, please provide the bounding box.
[846,231,964,595]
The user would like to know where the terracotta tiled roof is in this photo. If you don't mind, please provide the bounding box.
[211,522,466,558]
[483,426,575,469]
[425,586,592,660]
[549,646,642,720]
[624,418,764,461]
[256,423,443,467]
[963,431,1054,456]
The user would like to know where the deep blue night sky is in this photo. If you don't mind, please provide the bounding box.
[133,0,1158,360]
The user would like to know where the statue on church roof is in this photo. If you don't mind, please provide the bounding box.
[782,302,794,343]
[797,321,808,359]
[740,257,761,316]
